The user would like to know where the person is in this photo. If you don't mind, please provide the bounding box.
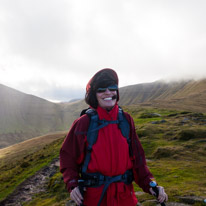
[60,68,168,206]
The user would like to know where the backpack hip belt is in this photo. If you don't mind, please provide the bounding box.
[79,169,133,206]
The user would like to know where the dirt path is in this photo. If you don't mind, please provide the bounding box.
[0,158,60,206]
[1,158,204,206]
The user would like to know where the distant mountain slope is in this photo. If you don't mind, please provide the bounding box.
[0,84,85,148]
[119,79,206,112]
[1,78,205,148]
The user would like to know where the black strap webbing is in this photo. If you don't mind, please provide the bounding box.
[80,170,133,206]
[96,170,133,206]
[82,113,99,174]
[81,107,133,205]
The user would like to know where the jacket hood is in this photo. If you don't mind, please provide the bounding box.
[86,68,119,102]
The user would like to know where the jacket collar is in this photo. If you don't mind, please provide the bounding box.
[96,104,118,121]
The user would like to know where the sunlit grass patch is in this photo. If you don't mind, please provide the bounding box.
[23,171,70,206]
[0,137,65,201]
[148,160,206,197]
[1,106,206,205]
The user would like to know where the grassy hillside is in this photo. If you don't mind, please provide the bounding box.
[1,79,206,148]
[0,106,205,206]
[59,99,87,126]
[0,84,86,148]
[123,106,206,205]
[0,132,67,202]
[119,79,206,113]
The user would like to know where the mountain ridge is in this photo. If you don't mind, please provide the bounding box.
[0,78,205,148]
[119,79,206,112]
[0,84,77,148]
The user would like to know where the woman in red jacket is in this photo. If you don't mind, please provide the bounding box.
[60,68,168,206]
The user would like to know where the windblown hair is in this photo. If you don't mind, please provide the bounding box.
[85,69,119,109]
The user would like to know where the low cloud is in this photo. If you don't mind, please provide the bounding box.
[0,0,206,101]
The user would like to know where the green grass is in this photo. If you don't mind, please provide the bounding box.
[1,106,206,205]
[126,106,206,205]
[144,159,206,206]
[23,172,70,206]
[0,137,64,201]
[28,107,206,205]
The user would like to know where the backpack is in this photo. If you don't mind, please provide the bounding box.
[79,107,134,206]
[80,107,132,173]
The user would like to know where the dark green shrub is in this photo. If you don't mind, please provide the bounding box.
[153,146,183,159]
[136,129,148,137]
[178,129,206,140]
[167,113,178,117]
[137,126,163,138]
[180,111,191,115]
[139,113,161,118]
[20,161,30,168]
[179,130,195,140]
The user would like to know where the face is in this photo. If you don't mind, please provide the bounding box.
[96,87,117,110]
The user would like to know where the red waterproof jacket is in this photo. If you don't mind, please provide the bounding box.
[60,104,154,205]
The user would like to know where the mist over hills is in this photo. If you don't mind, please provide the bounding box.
[0,78,206,148]
[0,84,86,148]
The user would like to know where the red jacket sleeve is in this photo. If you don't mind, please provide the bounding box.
[59,115,89,192]
[124,112,154,193]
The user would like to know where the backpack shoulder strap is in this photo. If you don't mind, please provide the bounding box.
[80,107,90,116]
[118,107,130,138]
[82,109,99,173]
[118,107,133,156]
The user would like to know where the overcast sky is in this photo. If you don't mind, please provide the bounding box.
[0,0,206,102]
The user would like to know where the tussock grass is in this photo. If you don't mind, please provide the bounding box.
[153,146,184,159]
[178,129,206,140]
[0,132,66,202]
[1,106,206,205]
[127,106,206,205]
